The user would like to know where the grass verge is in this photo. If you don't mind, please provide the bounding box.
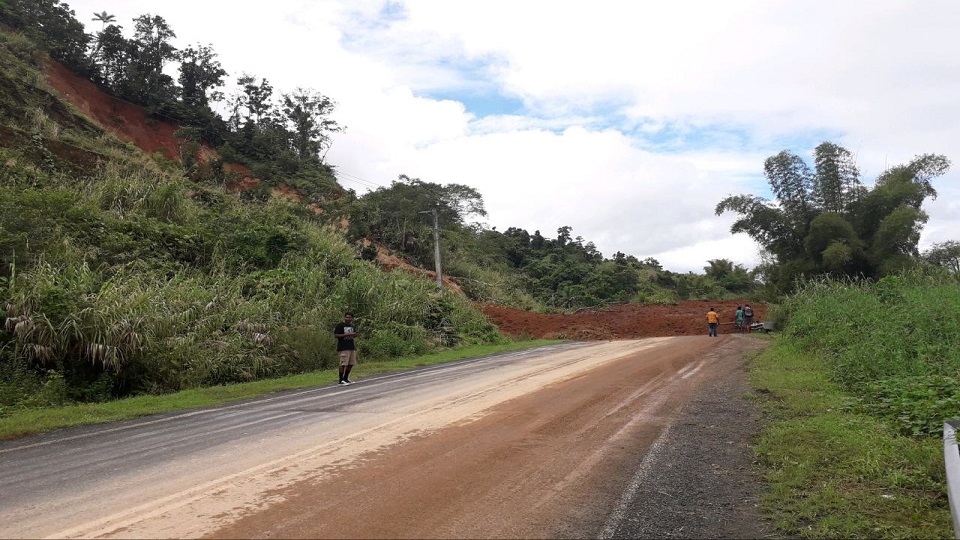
[750,340,951,538]
[0,339,561,440]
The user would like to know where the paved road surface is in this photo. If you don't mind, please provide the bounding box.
[0,336,765,538]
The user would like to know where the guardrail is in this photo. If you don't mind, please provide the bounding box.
[945,420,960,539]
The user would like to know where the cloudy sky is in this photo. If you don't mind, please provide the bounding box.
[69,0,960,272]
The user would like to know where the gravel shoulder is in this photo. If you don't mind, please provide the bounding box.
[606,336,774,539]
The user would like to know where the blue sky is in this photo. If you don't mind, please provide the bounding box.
[68,0,960,272]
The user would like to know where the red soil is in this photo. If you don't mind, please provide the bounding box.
[44,61,263,196]
[45,62,182,159]
[479,300,766,340]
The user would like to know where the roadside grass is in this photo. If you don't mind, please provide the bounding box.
[751,341,951,538]
[0,339,561,440]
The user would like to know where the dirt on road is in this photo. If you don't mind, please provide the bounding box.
[206,336,769,539]
[479,300,766,340]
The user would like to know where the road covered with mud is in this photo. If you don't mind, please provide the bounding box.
[0,334,768,539]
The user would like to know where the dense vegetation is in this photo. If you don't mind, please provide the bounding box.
[0,28,500,409]
[748,270,960,538]
[717,142,951,295]
[0,0,343,200]
[348,177,759,309]
[776,270,960,437]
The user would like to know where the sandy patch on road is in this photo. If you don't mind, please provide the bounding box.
[49,340,672,539]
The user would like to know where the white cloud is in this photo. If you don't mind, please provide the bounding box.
[67,0,960,272]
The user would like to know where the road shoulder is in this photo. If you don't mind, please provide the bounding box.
[607,336,772,539]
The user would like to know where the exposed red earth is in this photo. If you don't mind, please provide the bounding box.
[479,300,766,340]
[45,61,181,159]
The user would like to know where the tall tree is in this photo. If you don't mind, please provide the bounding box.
[281,88,342,163]
[90,23,129,87]
[127,14,178,105]
[717,142,950,291]
[237,74,274,125]
[812,141,861,213]
[91,10,115,29]
[178,44,227,108]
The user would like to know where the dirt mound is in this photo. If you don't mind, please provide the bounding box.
[479,300,766,340]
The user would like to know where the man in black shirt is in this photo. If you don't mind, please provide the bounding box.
[334,312,358,385]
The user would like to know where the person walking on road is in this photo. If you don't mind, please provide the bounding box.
[707,307,719,337]
[735,305,744,332]
[742,304,754,333]
[334,312,358,385]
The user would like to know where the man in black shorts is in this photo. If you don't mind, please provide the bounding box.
[334,312,358,385]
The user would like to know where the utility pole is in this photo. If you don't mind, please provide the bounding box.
[420,209,442,288]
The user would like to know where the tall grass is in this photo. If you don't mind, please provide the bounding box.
[1,148,501,409]
[777,269,960,435]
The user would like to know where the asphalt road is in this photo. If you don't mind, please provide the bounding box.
[0,336,768,539]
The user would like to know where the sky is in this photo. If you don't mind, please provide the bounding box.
[68,0,960,272]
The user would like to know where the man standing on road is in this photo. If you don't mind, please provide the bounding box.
[706,307,719,337]
[735,305,744,332]
[334,312,358,385]
[742,304,754,333]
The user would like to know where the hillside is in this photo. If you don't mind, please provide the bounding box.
[0,31,500,408]
[0,20,763,413]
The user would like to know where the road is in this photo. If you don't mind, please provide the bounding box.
[0,335,766,539]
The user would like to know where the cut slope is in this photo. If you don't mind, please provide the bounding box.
[45,62,181,159]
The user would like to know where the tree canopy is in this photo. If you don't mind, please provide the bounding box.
[717,142,950,292]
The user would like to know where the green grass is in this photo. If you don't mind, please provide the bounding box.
[775,272,960,437]
[0,339,561,440]
[751,341,951,538]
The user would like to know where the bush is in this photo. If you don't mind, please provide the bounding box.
[779,270,960,437]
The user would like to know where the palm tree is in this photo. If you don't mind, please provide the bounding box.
[92,11,116,30]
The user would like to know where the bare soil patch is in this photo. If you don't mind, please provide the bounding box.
[45,62,181,159]
[480,300,767,340]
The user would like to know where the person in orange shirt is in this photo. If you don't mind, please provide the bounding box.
[706,307,719,337]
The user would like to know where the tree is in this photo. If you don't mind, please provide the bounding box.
[178,44,227,108]
[126,14,178,105]
[237,74,274,125]
[923,241,960,273]
[347,176,487,265]
[91,11,115,29]
[281,88,342,163]
[717,142,950,291]
[703,259,756,293]
[91,23,129,87]
[812,141,861,213]
[0,0,92,72]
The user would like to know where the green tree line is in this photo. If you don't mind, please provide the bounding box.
[717,142,953,294]
[0,0,343,199]
[346,176,759,309]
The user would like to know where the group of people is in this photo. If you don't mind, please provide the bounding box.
[338,305,757,382]
[706,304,754,337]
